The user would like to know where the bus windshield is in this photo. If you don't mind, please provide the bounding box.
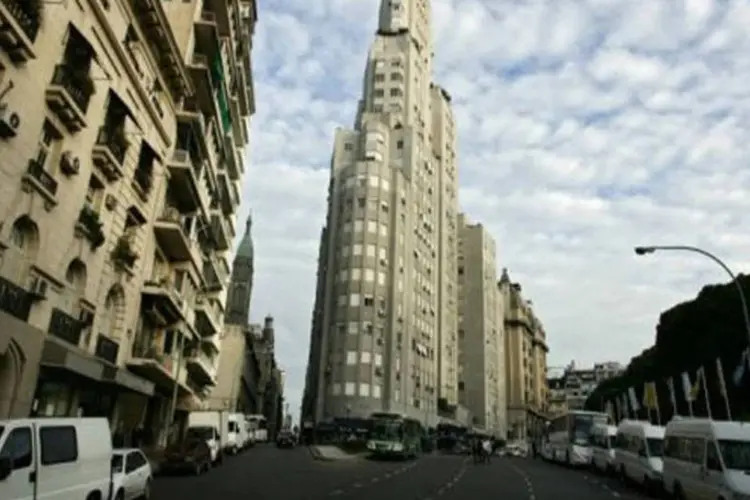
[572,414,608,445]
[371,420,403,441]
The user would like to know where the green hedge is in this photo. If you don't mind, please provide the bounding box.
[585,274,750,421]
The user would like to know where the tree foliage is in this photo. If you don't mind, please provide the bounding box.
[585,274,750,421]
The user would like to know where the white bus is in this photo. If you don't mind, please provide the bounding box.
[545,410,610,466]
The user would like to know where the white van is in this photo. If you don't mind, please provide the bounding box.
[590,423,617,474]
[614,419,665,492]
[663,418,750,500]
[0,417,113,500]
[226,414,241,454]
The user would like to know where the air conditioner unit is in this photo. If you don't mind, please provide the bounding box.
[28,276,47,298]
[0,106,21,139]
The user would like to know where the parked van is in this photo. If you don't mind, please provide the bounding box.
[614,419,665,492]
[0,417,113,500]
[230,413,250,450]
[590,423,618,474]
[226,413,241,454]
[663,417,750,500]
[187,411,227,464]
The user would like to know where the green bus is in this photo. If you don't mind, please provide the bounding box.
[367,412,423,459]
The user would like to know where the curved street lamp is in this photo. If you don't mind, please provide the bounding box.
[633,245,750,346]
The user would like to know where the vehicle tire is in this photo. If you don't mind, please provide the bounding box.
[115,490,124,500]
[673,482,685,500]
[140,479,151,500]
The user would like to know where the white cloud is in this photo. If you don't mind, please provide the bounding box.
[242,0,750,415]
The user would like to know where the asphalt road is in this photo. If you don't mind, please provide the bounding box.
[152,447,656,500]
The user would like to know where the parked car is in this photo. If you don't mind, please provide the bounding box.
[111,448,152,500]
[0,417,113,500]
[276,430,297,448]
[160,439,212,475]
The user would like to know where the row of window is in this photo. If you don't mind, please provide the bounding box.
[345,350,384,367]
[340,243,388,260]
[341,219,389,236]
[337,267,388,285]
[332,382,383,398]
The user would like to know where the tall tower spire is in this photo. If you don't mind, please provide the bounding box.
[225,211,255,325]
[245,210,252,236]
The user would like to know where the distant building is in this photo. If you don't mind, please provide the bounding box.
[499,268,549,440]
[547,361,624,412]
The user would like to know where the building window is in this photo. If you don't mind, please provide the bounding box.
[34,121,62,172]
[345,383,355,395]
[346,351,357,364]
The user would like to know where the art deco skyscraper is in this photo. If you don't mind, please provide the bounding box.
[302,0,460,425]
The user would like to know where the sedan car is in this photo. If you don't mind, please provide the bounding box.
[276,430,297,448]
[112,448,152,500]
[160,439,212,475]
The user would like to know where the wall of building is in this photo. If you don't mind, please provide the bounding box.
[305,0,457,428]
[0,0,257,447]
[204,323,244,410]
[456,214,504,436]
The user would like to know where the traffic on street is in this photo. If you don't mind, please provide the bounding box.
[152,445,655,500]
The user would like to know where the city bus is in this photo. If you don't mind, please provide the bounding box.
[545,410,610,466]
[367,412,423,459]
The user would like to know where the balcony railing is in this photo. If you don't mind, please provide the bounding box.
[2,0,40,42]
[192,53,208,67]
[49,64,94,114]
[48,308,83,346]
[0,275,31,321]
[95,334,119,364]
[25,159,58,196]
[95,126,128,165]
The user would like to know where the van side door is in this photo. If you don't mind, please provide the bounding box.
[0,425,36,500]
[700,441,725,500]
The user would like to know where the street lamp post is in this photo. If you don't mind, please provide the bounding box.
[634,245,750,346]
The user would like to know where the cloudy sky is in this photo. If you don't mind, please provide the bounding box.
[240,0,750,414]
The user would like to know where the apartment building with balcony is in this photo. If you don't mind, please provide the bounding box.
[302,0,460,427]
[456,214,506,437]
[0,0,257,446]
[547,360,623,412]
[499,269,549,440]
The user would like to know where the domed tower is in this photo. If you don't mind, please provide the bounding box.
[225,213,255,325]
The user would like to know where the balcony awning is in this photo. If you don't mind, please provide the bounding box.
[40,337,104,382]
[106,89,139,128]
[102,365,155,396]
[140,138,159,159]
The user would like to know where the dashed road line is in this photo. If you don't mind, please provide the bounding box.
[327,461,419,496]
[504,461,536,500]
[421,458,468,499]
